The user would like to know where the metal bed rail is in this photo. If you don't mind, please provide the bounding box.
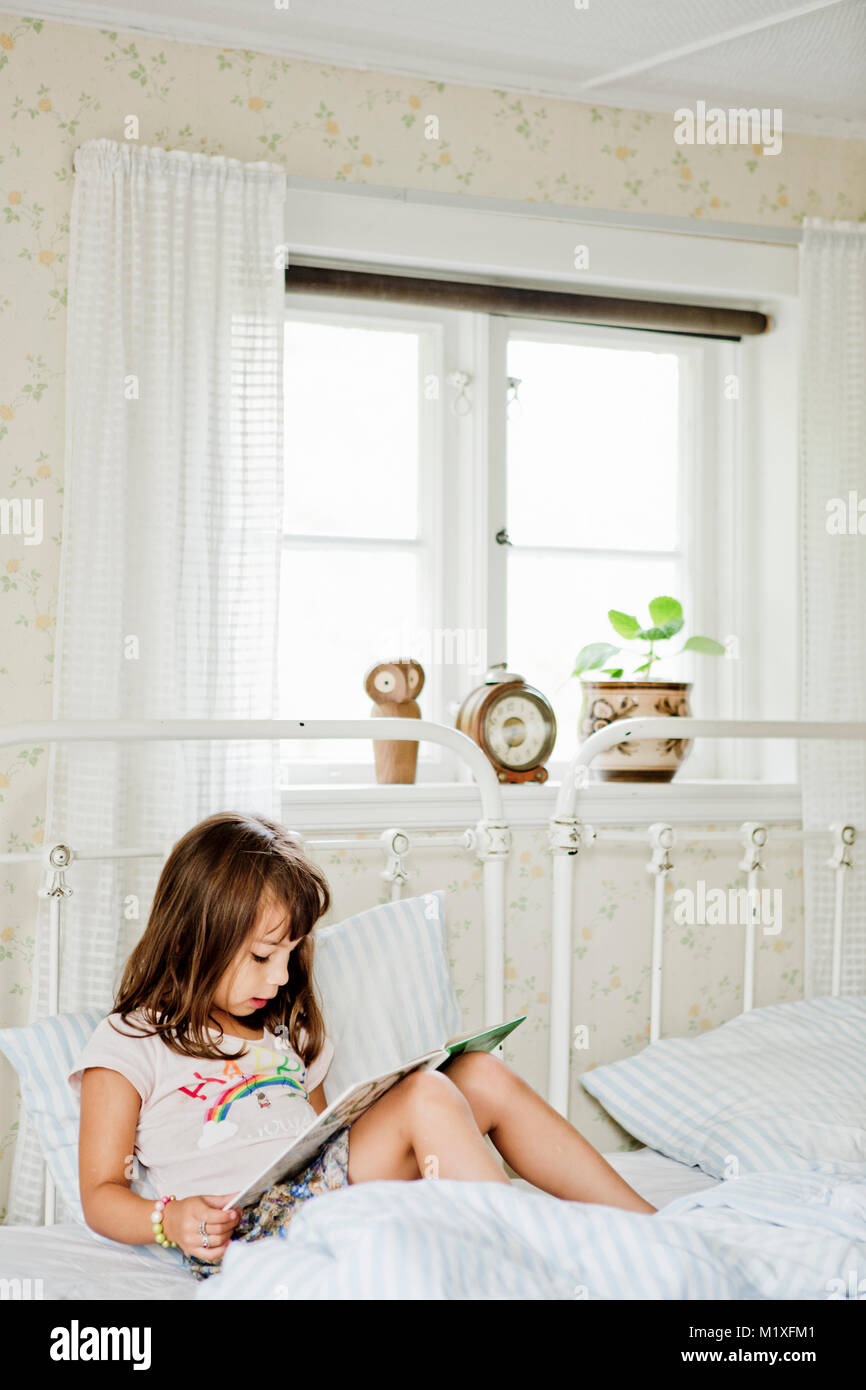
[546,718,866,1118]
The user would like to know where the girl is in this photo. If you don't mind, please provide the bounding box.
[70,812,654,1280]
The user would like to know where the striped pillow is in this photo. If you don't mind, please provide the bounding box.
[0,1009,107,1222]
[581,995,866,1180]
[314,889,461,1102]
[0,1009,179,1265]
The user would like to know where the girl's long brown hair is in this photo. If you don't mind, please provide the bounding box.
[113,812,331,1065]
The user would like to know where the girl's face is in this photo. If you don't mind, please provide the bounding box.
[211,890,301,1020]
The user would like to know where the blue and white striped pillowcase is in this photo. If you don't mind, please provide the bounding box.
[580,994,866,1179]
[0,1009,184,1265]
[313,889,462,1101]
[0,1007,105,1221]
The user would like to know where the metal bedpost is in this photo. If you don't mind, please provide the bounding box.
[827,825,856,996]
[739,823,768,1013]
[379,828,411,902]
[466,821,511,1030]
[546,790,587,1118]
[646,825,675,1044]
[38,843,73,1224]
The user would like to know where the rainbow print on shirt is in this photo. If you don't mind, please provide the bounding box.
[198,1072,308,1149]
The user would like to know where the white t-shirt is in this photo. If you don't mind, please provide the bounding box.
[68,1012,335,1201]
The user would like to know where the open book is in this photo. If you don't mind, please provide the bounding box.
[225,1015,527,1211]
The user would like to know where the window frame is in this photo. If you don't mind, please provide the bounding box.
[486,315,740,782]
[279,292,743,785]
[280,292,468,784]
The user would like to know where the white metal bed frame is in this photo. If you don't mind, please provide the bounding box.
[1,714,863,1223]
[549,716,865,1116]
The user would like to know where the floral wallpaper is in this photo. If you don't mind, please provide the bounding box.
[0,11,852,1217]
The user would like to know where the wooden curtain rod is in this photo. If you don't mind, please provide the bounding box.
[285,264,769,339]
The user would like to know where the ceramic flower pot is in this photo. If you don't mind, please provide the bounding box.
[578,680,693,782]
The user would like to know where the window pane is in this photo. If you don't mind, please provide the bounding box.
[284,319,420,539]
[280,547,422,767]
[506,337,680,550]
[507,550,680,766]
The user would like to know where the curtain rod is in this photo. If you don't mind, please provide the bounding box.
[285,264,769,339]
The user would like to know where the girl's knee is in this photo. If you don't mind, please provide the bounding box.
[447,1050,513,1099]
[401,1067,471,1115]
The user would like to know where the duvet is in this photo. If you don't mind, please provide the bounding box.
[197,1172,866,1301]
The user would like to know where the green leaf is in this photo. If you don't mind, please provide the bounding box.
[607,609,640,639]
[572,642,620,676]
[635,620,683,642]
[601,667,624,678]
[633,660,654,674]
[648,596,682,627]
[682,635,726,655]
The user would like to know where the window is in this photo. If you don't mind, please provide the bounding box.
[281,293,737,783]
[281,297,453,779]
[502,323,686,768]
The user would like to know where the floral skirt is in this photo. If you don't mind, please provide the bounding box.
[184,1125,352,1281]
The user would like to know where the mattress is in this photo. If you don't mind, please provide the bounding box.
[0,1149,716,1298]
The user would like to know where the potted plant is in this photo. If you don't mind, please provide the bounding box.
[572,596,725,782]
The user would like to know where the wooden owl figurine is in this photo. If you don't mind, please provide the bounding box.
[364,659,425,784]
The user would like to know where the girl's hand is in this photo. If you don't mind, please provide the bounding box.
[163,1193,242,1263]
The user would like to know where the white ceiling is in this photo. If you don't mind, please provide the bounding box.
[10,0,866,137]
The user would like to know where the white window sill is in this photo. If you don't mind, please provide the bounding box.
[279,779,802,831]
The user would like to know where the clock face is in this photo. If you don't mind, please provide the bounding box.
[484,690,554,770]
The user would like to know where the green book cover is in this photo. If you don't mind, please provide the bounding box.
[442,1015,526,1059]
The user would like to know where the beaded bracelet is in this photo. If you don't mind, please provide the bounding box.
[151,1193,178,1248]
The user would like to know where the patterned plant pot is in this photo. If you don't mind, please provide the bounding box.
[578,680,693,782]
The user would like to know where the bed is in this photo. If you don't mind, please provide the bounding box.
[0,1150,718,1300]
[0,715,864,1301]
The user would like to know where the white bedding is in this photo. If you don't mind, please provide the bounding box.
[0,1222,196,1300]
[511,1147,718,1208]
[0,1150,714,1299]
[204,1171,866,1302]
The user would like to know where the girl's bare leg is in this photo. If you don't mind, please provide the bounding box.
[346,1068,510,1186]
[443,1052,655,1213]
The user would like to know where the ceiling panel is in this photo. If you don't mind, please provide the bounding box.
[595,1,866,128]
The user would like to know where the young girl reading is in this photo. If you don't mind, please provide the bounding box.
[70,812,655,1279]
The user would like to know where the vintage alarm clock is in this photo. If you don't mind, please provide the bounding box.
[456,663,557,783]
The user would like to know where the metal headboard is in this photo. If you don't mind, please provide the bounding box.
[546,718,866,1116]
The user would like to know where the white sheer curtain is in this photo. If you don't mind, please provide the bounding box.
[10,140,287,1222]
[800,218,866,998]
